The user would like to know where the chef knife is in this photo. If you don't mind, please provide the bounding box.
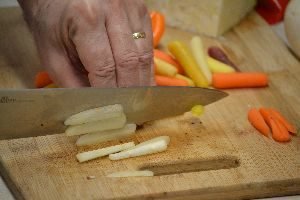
[0,87,227,140]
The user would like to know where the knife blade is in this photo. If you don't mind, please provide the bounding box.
[0,87,227,140]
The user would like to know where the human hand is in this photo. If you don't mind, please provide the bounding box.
[18,0,154,87]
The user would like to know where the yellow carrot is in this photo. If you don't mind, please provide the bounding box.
[154,57,178,77]
[191,105,204,116]
[190,36,212,85]
[168,41,209,88]
[175,74,195,87]
[207,56,236,73]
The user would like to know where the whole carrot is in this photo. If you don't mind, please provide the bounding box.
[155,75,188,86]
[35,71,53,88]
[168,41,208,88]
[154,58,178,77]
[268,108,297,135]
[212,73,268,89]
[208,46,239,71]
[151,12,165,48]
[175,74,195,87]
[154,49,185,74]
[248,108,270,137]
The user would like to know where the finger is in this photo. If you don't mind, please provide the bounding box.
[69,7,117,88]
[38,43,89,88]
[105,1,145,87]
[126,3,154,86]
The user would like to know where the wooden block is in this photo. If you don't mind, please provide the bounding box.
[145,0,257,36]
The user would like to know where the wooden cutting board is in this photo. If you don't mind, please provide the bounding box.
[0,7,300,200]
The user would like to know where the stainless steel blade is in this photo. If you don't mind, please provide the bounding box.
[0,87,227,139]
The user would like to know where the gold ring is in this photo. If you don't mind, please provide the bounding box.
[132,32,146,39]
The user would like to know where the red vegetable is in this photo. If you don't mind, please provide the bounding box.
[256,0,290,24]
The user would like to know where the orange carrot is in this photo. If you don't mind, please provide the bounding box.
[270,118,291,143]
[260,108,291,143]
[248,108,270,137]
[268,108,297,135]
[35,71,53,88]
[212,73,268,89]
[44,83,58,88]
[154,49,185,74]
[259,108,273,127]
[155,75,188,86]
[151,12,165,48]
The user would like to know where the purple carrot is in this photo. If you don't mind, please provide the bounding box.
[208,46,240,71]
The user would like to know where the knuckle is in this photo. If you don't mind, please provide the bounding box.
[138,52,153,66]
[116,52,139,68]
[91,62,115,78]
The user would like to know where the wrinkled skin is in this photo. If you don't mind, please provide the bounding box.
[19,0,154,87]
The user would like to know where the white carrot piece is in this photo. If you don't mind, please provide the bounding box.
[65,114,126,136]
[76,124,137,146]
[76,142,135,163]
[64,104,123,126]
[109,136,170,161]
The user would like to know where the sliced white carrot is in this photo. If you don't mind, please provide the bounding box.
[109,136,170,161]
[107,170,154,178]
[76,124,137,146]
[64,104,123,126]
[76,142,135,163]
[65,113,126,136]
[190,36,212,84]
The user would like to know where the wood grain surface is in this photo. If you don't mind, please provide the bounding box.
[0,7,300,200]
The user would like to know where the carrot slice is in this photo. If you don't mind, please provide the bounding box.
[248,108,270,137]
[270,118,291,143]
[268,108,297,135]
[35,71,53,88]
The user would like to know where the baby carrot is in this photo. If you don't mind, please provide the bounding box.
[168,41,209,88]
[260,107,291,143]
[208,46,239,71]
[155,75,188,86]
[259,108,273,127]
[190,36,212,85]
[175,74,195,87]
[35,71,53,88]
[154,49,185,74]
[212,73,268,89]
[151,12,165,48]
[207,56,236,73]
[248,108,270,137]
[268,108,297,135]
[154,58,178,77]
[270,118,291,143]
